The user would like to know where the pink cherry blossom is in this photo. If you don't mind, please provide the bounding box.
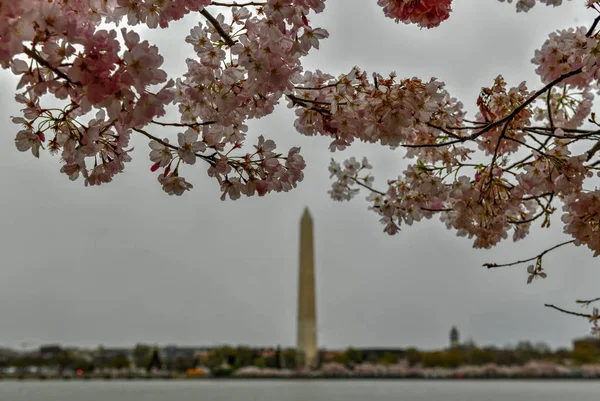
[5,0,600,313]
[377,0,453,29]
[177,129,206,165]
[159,173,194,196]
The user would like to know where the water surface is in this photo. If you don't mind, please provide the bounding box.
[1,379,599,401]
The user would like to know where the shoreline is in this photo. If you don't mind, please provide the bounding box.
[2,375,600,381]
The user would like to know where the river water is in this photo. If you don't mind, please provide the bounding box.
[1,379,600,400]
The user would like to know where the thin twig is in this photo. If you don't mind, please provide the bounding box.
[484,240,574,268]
[544,304,592,318]
[151,120,215,128]
[350,177,386,196]
[576,297,600,307]
[22,46,77,85]
[211,1,266,6]
[133,127,215,165]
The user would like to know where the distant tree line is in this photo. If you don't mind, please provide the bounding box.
[2,340,599,375]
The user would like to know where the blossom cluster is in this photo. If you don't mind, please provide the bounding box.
[5,0,328,198]
[498,0,573,13]
[312,3,600,265]
[376,0,453,29]
[291,68,465,155]
[7,1,600,299]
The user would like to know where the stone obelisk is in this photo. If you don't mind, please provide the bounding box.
[296,207,318,370]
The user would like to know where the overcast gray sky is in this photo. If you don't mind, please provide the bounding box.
[1,0,599,352]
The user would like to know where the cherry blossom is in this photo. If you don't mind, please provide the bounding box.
[377,0,453,29]
[6,0,600,334]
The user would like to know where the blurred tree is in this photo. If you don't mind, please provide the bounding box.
[234,346,254,368]
[344,348,363,365]
[468,348,495,365]
[109,354,130,370]
[133,344,152,369]
[253,356,266,368]
[281,349,297,370]
[146,348,163,371]
[380,352,399,365]
[403,348,422,366]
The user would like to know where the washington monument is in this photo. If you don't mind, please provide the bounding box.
[296,207,318,370]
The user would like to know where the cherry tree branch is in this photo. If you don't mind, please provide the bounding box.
[586,15,600,37]
[576,297,600,307]
[544,304,592,318]
[22,46,78,85]
[151,120,215,128]
[546,88,555,130]
[404,68,585,150]
[211,1,266,6]
[350,177,386,196]
[483,240,575,269]
[133,127,216,165]
[201,9,236,47]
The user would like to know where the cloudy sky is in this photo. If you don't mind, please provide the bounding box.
[1,0,599,352]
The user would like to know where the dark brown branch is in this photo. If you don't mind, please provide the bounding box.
[200,9,236,47]
[22,46,78,85]
[524,127,600,140]
[151,120,215,128]
[586,139,600,162]
[508,209,546,226]
[473,68,583,139]
[484,240,574,269]
[404,69,584,150]
[586,15,600,37]
[350,177,386,196]
[421,207,453,212]
[546,88,555,130]
[544,304,592,318]
[133,127,216,165]
[294,82,340,91]
[576,297,600,307]
[211,1,266,6]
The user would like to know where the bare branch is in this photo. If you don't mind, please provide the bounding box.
[544,304,592,318]
[586,15,600,37]
[151,120,215,128]
[546,88,555,130]
[211,1,266,6]
[576,297,600,307]
[484,240,574,269]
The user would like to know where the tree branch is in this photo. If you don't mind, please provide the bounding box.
[544,304,592,318]
[586,15,600,37]
[350,177,386,196]
[151,120,215,128]
[201,9,236,47]
[484,240,574,269]
[576,297,600,307]
[211,1,266,6]
[133,127,216,165]
[22,46,78,85]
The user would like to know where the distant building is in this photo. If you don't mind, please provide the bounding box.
[450,326,460,349]
[296,208,318,370]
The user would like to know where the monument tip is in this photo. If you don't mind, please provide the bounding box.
[302,207,311,218]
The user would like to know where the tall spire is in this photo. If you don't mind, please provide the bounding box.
[297,207,318,370]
